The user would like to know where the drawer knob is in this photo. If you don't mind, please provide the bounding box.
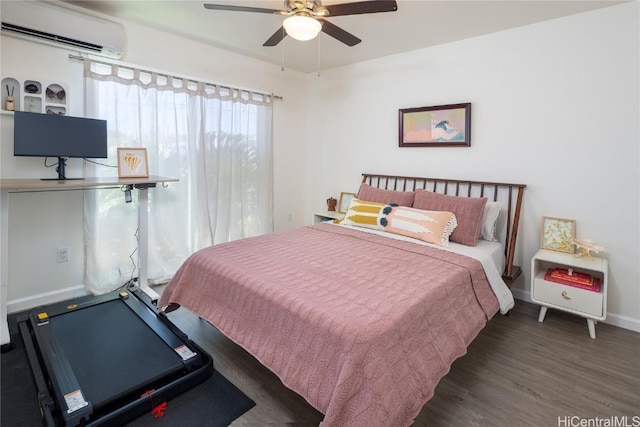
[561,291,571,300]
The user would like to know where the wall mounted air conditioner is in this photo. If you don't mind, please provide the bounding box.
[1,1,126,59]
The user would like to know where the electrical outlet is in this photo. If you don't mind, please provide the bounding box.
[287,213,293,222]
[57,247,70,263]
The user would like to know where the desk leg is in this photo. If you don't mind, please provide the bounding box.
[137,187,158,303]
[1,189,11,347]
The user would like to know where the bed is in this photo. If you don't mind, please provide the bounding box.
[159,173,526,426]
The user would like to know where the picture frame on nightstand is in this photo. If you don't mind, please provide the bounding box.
[541,216,576,253]
[338,192,356,214]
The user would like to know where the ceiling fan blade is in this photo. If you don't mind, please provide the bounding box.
[263,26,287,47]
[318,19,361,47]
[204,3,283,14]
[324,0,398,17]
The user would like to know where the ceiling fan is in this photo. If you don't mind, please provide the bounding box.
[203,0,398,47]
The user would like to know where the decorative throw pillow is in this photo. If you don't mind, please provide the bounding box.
[412,191,487,246]
[339,198,386,231]
[356,183,414,207]
[380,205,457,246]
[479,201,502,242]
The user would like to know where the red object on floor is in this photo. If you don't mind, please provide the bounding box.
[151,402,167,418]
[141,389,168,418]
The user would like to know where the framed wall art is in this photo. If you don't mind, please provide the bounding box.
[399,102,471,147]
[541,216,576,253]
[338,192,356,214]
[117,147,149,178]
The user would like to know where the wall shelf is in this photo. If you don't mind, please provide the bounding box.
[2,77,68,116]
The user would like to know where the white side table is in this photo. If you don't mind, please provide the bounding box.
[531,249,607,339]
[312,211,344,224]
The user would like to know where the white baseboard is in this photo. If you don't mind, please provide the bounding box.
[604,312,640,333]
[512,288,640,333]
[7,285,88,314]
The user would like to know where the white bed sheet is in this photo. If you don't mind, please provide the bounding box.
[336,223,515,314]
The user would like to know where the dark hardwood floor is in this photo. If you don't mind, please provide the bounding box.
[164,297,640,427]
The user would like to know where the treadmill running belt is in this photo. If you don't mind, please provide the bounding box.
[49,300,184,408]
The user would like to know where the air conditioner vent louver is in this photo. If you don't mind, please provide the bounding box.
[1,22,103,52]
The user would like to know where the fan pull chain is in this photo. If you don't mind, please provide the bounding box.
[281,27,286,71]
[316,33,321,77]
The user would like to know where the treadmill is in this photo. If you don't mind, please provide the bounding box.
[18,284,213,426]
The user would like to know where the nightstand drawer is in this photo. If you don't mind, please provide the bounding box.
[533,274,603,318]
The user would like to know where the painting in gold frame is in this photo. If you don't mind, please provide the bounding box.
[338,192,356,214]
[541,216,576,253]
[117,147,149,178]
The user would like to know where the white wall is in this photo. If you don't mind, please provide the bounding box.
[304,2,639,331]
[0,13,309,310]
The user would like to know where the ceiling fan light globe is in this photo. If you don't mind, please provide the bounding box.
[283,16,321,41]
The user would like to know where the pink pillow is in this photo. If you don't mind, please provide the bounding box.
[356,183,414,206]
[412,191,487,246]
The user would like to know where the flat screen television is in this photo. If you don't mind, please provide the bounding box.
[13,111,108,180]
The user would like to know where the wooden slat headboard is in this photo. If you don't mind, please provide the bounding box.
[361,173,526,286]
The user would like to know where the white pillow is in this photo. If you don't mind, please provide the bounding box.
[479,202,502,242]
[339,198,386,231]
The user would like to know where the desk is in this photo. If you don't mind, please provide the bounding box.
[0,176,178,348]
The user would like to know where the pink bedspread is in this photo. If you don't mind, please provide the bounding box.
[160,223,499,426]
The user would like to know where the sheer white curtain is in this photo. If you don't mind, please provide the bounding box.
[83,61,273,294]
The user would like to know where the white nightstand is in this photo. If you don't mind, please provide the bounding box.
[531,249,608,339]
[312,211,344,224]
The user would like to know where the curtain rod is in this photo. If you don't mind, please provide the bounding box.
[68,54,283,100]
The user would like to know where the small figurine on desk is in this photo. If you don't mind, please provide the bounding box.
[571,238,605,259]
[327,197,337,212]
